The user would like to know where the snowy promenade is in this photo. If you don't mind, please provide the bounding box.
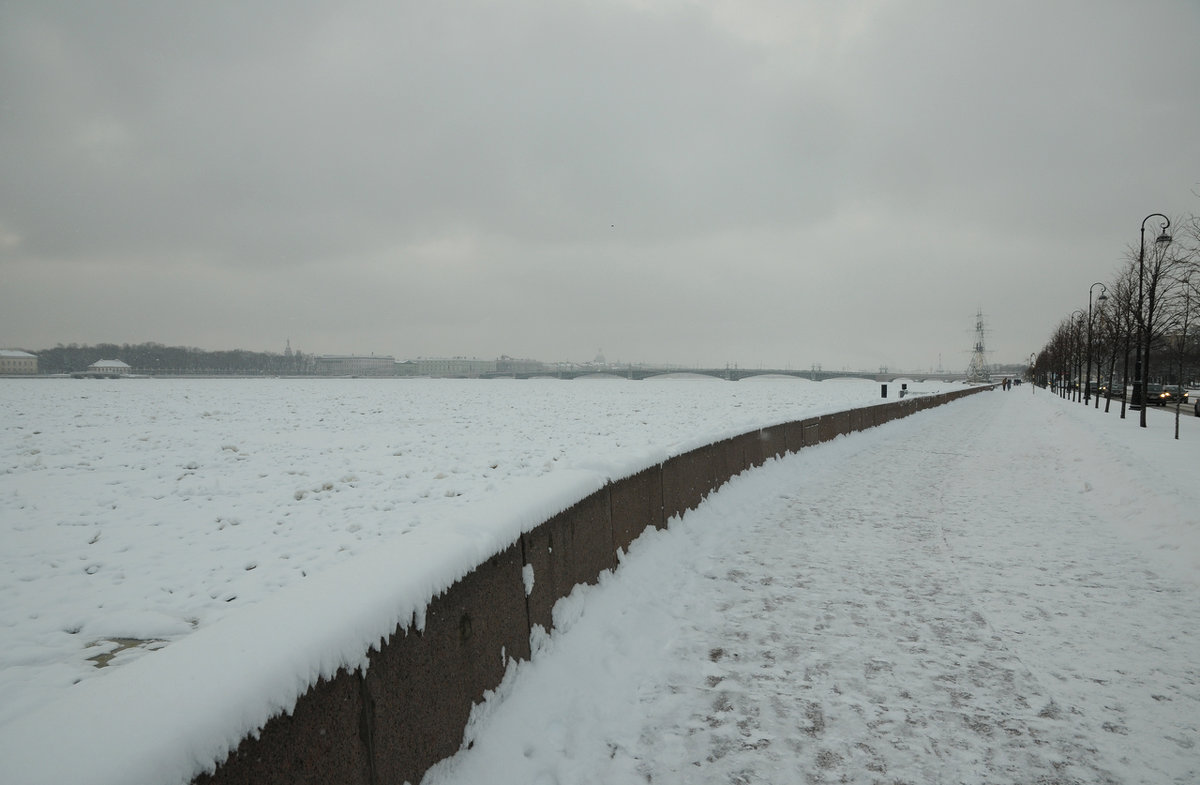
[426,390,1200,785]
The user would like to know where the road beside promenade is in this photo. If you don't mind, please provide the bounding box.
[426,388,1200,785]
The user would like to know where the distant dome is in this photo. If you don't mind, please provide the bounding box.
[593,349,606,365]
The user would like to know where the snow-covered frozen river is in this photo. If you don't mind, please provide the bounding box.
[0,374,926,729]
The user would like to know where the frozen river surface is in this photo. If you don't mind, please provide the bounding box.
[0,375,898,728]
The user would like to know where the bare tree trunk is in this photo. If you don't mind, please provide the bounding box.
[1140,340,1150,428]
[1120,339,1130,419]
[1174,288,1191,440]
[1105,353,1116,413]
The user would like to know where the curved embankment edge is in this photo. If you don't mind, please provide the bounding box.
[184,385,991,785]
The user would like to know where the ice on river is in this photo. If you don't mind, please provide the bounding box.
[0,375,891,730]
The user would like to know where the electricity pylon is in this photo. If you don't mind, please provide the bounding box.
[965,310,992,383]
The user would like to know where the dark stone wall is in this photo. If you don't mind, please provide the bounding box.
[364,542,531,785]
[757,426,788,465]
[191,668,371,785]
[609,465,665,553]
[522,489,616,633]
[661,444,714,521]
[194,387,992,785]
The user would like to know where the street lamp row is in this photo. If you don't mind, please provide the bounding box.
[1130,213,1172,429]
[1047,211,1171,418]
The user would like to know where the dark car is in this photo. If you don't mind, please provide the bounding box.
[1150,384,1189,406]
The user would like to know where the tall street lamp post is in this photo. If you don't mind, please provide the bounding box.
[1131,213,1172,427]
[1028,352,1036,395]
[1086,282,1107,406]
[1071,309,1085,402]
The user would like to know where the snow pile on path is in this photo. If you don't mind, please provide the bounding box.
[425,391,1200,785]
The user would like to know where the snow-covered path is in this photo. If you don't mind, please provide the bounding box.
[425,391,1200,785]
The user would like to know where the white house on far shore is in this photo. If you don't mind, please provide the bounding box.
[0,350,38,375]
[86,359,132,376]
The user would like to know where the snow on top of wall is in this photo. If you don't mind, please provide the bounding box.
[2,468,606,785]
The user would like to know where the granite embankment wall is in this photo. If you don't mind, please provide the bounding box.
[194,386,991,785]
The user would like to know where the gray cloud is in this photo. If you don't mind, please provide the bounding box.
[2,0,1199,369]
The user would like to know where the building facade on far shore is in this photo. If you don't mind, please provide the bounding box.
[0,350,38,374]
[495,355,545,375]
[86,359,132,376]
[397,357,498,377]
[313,355,397,376]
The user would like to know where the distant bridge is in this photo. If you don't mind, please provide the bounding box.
[483,367,967,383]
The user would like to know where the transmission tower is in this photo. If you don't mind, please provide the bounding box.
[965,309,992,382]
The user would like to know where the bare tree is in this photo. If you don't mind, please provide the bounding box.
[1096,273,1133,415]
[1031,209,1200,432]
[1167,273,1197,438]
[1039,317,1080,398]
[1133,215,1188,427]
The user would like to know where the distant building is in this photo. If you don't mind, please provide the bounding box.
[0,350,37,375]
[404,357,497,377]
[86,359,131,376]
[313,355,396,376]
[496,355,545,375]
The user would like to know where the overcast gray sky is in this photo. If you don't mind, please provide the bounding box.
[2,0,1198,371]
